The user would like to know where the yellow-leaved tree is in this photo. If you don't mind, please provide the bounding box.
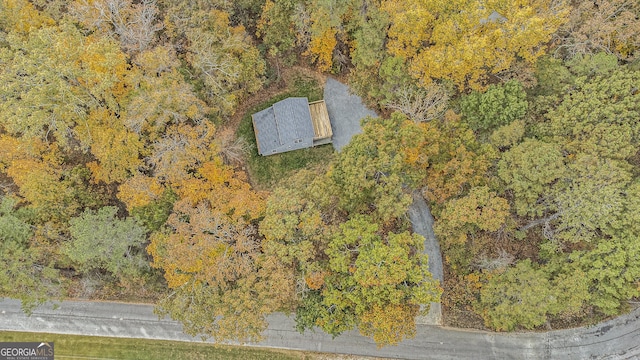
[383,0,569,90]
[0,0,55,34]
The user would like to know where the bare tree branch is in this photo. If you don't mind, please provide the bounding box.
[384,84,450,123]
[70,0,163,53]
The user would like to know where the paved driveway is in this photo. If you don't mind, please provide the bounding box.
[323,79,443,324]
[324,78,377,151]
[409,191,444,326]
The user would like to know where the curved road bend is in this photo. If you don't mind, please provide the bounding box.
[0,298,639,359]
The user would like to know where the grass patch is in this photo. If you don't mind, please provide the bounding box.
[237,74,334,189]
[0,331,308,360]
[290,75,323,103]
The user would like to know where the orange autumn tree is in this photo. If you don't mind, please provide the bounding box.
[422,111,495,204]
[143,113,268,342]
[121,84,270,342]
[148,198,269,342]
[117,173,165,211]
[115,45,211,209]
[148,162,269,342]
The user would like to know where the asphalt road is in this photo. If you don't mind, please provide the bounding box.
[1,298,639,359]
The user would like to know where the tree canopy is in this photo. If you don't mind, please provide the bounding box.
[1,0,639,343]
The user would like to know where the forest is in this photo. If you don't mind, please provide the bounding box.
[0,0,639,347]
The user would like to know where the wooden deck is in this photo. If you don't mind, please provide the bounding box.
[308,100,333,142]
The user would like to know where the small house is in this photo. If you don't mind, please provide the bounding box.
[252,97,333,156]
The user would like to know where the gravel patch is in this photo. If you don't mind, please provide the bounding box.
[324,78,378,151]
[409,191,444,326]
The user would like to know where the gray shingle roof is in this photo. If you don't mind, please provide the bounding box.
[252,97,315,155]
